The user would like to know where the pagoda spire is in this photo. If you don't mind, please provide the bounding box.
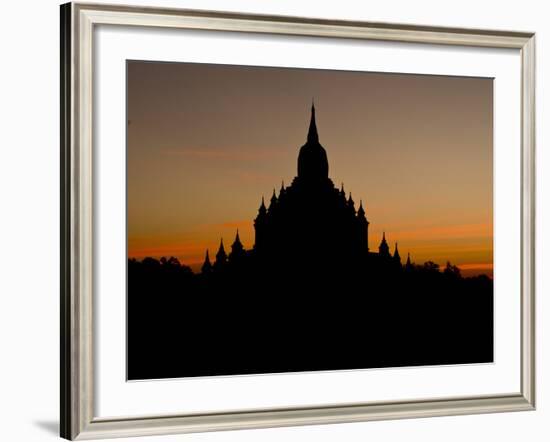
[379,231,390,257]
[234,229,241,245]
[405,252,413,270]
[307,100,319,143]
[254,197,267,251]
[393,242,401,264]
[297,102,329,181]
[340,183,346,199]
[357,199,366,217]
[356,199,369,252]
[256,196,267,217]
[201,249,212,274]
[214,238,227,267]
[230,229,245,262]
[269,188,278,211]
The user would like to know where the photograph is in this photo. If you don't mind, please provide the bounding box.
[126,61,494,380]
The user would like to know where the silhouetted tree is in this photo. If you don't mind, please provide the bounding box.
[422,261,440,273]
[444,261,462,279]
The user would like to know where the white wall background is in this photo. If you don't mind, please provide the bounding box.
[0,0,547,440]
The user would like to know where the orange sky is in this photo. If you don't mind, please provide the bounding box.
[127,61,493,277]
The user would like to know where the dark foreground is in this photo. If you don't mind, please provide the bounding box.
[128,257,493,380]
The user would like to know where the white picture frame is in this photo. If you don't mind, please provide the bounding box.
[60,2,535,439]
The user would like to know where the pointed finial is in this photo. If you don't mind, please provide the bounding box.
[357,199,366,217]
[258,196,267,215]
[215,238,227,263]
[233,229,242,246]
[269,188,278,208]
[307,100,319,143]
[217,237,226,255]
[201,249,212,272]
[393,242,401,260]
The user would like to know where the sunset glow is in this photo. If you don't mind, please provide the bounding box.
[127,62,493,276]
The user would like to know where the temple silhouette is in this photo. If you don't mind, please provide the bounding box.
[128,103,494,381]
[203,103,405,278]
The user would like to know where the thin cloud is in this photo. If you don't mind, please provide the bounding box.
[458,263,493,270]
[373,222,492,241]
[162,147,286,162]
[195,219,253,232]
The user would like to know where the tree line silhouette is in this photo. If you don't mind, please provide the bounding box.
[128,253,492,380]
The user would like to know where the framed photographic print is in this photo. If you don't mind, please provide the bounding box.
[60,2,536,440]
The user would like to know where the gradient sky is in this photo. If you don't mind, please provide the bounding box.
[127,61,493,276]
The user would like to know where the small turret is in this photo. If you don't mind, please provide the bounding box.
[254,197,267,251]
[405,252,413,271]
[279,181,286,197]
[214,238,227,270]
[269,189,278,212]
[229,229,245,263]
[201,249,212,274]
[347,192,356,215]
[393,242,402,266]
[379,232,390,257]
[235,230,242,243]
[357,200,369,252]
[357,200,366,218]
[258,197,266,214]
